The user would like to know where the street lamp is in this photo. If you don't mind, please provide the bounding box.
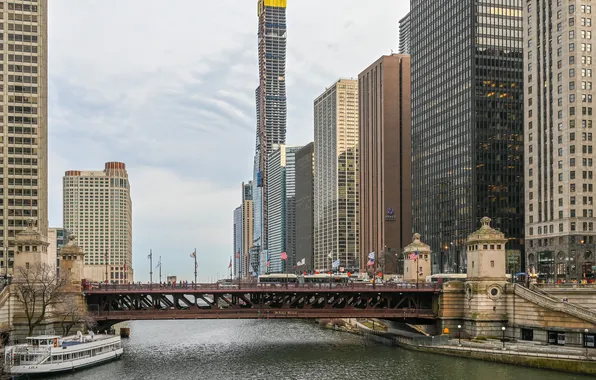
[457,325,462,345]
[501,326,506,349]
[585,329,589,358]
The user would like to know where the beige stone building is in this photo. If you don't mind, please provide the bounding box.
[314,79,359,272]
[525,0,596,282]
[63,162,133,284]
[0,1,49,273]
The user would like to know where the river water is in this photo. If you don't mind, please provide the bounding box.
[47,320,583,380]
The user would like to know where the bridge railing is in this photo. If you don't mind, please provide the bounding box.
[84,282,439,292]
[515,284,596,324]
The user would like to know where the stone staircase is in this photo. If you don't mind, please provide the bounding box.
[514,284,596,325]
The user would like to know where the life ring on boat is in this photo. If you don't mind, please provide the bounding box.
[53,338,58,347]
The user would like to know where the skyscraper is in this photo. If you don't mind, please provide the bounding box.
[0,1,48,272]
[241,181,254,279]
[411,0,524,273]
[233,206,242,279]
[359,55,411,274]
[254,0,288,262]
[398,12,411,54]
[267,145,300,273]
[314,79,360,272]
[63,162,133,283]
[525,0,596,282]
[295,142,314,272]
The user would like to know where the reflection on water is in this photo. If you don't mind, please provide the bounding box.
[49,320,583,380]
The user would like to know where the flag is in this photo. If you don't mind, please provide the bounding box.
[368,252,375,259]
[147,253,151,259]
[190,251,196,259]
[156,260,161,268]
[328,251,333,259]
[297,258,306,266]
[236,251,240,259]
[281,252,288,260]
[123,263,127,271]
[332,259,340,268]
[409,252,419,260]
[266,261,271,267]
[228,258,232,269]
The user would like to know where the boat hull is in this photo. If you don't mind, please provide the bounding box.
[8,348,123,376]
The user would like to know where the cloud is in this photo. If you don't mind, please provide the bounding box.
[48,0,409,281]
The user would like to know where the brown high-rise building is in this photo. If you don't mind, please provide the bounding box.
[358,54,412,274]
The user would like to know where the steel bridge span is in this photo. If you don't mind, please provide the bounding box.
[84,284,439,325]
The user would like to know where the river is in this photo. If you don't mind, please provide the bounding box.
[47,320,583,380]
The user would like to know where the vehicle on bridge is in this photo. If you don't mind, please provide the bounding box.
[257,274,299,285]
[426,273,512,283]
[4,332,123,376]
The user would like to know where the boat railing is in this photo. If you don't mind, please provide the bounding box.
[5,345,51,366]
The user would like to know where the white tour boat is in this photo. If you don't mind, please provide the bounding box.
[4,331,123,376]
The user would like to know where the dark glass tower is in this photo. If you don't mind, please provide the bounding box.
[254,0,288,253]
[411,0,525,273]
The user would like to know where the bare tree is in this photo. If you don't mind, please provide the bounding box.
[13,262,70,336]
[54,297,96,336]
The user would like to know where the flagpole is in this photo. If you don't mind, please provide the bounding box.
[230,256,232,281]
[194,248,197,287]
[159,256,162,284]
[149,249,153,289]
[373,250,377,289]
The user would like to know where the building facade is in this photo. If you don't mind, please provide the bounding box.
[525,0,596,282]
[266,145,300,273]
[63,162,133,284]
[233,206,242,279]
[241,182,254,278]
[411,0,524,274]
[399,12,411,54]
[295,142,314,272]
[253,0,288,262]
[48,227,68,274]
[314,79,360,272]
[359,55,412,275]
[0,1,49,273]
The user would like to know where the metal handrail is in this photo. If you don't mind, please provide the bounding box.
[84,282,438,292]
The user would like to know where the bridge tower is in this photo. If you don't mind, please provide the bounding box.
[59,235,86,285]
[463,217,509,337]
[403,233,431,283]
[13,218,50,272]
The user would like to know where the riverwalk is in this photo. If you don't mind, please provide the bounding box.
[353,319,596,375]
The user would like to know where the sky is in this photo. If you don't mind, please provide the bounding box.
[47,0,409,282]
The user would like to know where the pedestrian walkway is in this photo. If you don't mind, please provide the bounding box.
[444,338,595,361]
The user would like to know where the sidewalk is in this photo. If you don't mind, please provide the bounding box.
[441,339,595,361]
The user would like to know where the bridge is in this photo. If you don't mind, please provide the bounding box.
[84,283,440,326]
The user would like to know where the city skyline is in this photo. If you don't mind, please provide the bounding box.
[47,0,405,281]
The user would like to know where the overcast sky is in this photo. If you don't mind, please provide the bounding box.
[47,0,409,282]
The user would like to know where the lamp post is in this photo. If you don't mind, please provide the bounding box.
[501,326,506,349]
[457,325,462,345]
[585,329,589,358]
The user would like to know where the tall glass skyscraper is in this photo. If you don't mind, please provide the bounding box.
[253,0,288,262]
[411,0,525,273]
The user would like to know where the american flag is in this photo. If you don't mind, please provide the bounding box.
[281,252,288,260]
[409,252,419,260]
[367,257,375,266]
[266,261,271,267]
[235,251,240,259]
